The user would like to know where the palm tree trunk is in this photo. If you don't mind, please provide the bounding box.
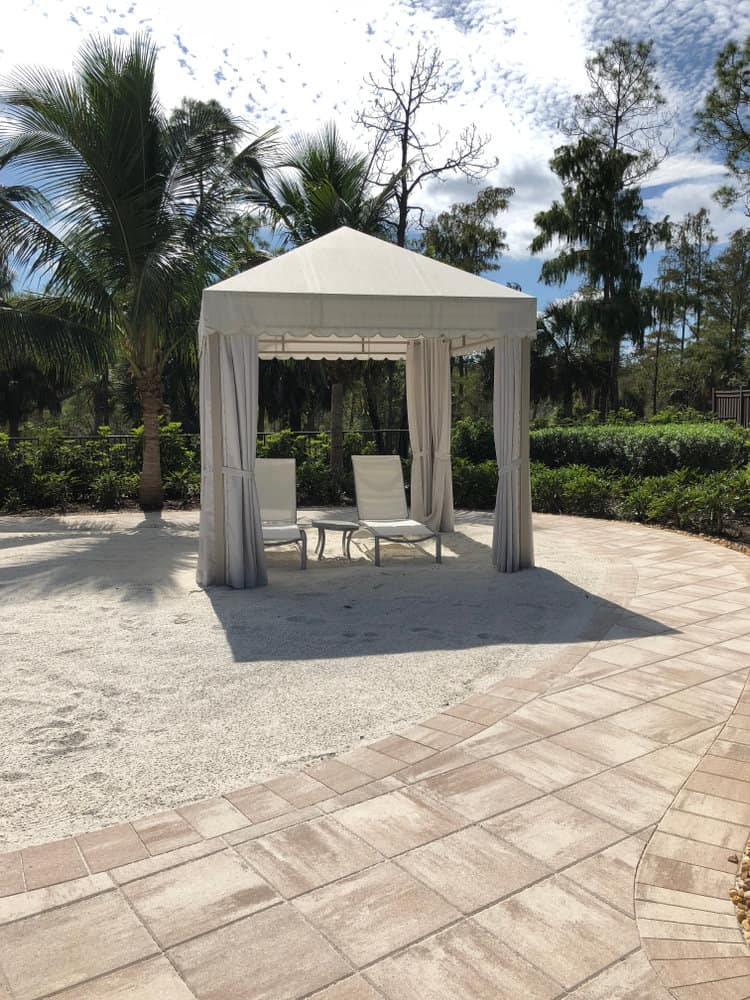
[136,366,163,511]
[363,367,386,453]
[562,363,574,419]
[330,381,344,474]
[608,338,620,412]
[397,390,409,460]
[93,368,110,428]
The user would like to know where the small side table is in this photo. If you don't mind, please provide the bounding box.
[312,519,359,560]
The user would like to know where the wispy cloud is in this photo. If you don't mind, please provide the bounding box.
[2,0,749,272]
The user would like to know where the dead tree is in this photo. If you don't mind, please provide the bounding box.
[355,43,497,247]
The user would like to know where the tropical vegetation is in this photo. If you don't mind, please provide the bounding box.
[2,30,750,538]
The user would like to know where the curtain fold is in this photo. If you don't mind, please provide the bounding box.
[197,319,223,586]
[406,338,454,532]
[197,321,267,588]
[220,334,267,588]
[492,336,534,572]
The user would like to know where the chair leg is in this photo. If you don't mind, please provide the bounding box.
[299,529,307,570]
[374,537,381,567]
[435,534,442,564]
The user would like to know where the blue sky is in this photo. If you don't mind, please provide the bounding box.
[3,0,750,308]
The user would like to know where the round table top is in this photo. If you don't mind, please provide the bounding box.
[311,518,359,531]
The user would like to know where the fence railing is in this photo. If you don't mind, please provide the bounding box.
[5,429,409,457]
[712,389,750,428]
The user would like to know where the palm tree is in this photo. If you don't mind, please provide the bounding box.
[258,122,397,244]
[254,122,399,473]
[536,301,593,419]
[0,36,274,508]
[0,179,110,437]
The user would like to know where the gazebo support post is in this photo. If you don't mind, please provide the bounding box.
[492,336,535,572]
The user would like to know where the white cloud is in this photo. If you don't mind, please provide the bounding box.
[2,0,750,278]
[644,179,745,243]
[645,153,727,189]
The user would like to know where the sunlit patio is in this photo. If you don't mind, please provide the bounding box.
[2,512,750,998]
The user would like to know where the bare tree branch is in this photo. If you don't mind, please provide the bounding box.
[354,42,497,246]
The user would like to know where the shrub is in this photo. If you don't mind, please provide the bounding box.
[258,428,311,463]
[616,468,750,535]
[89,471,139,510]
[530,464,614,518]
[297,459,343,506]
[344,432,376,459]
[648,406,710,424]
[605,407,638,424]
[133,421,198,476]
[27,470,73,509]
[164,469,201,503]
[530,423,748,474]
[452,458,498,509]
[451,417,495,463]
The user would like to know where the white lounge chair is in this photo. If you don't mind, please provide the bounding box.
[255,458,307,569]
[351,454,441,567]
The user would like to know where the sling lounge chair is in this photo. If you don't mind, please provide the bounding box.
[351,454,441,567]
[255,458,307,569]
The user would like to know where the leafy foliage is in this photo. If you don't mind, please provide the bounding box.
[255,122,396,244]
[451,417,495,463]
[420,186,513,274]
[529,422,748,474]
[0,36,274,508]
[695,37,750,210]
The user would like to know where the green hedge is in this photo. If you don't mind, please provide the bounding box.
[452,417,749,473]
[453,458,750,536]
[2,422,749,540]
[0,425,379,512]
[529,423,749,474]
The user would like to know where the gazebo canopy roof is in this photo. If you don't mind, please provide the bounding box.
[202,226,537,359]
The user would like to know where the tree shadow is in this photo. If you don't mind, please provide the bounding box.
[0,508,672,655]
[0,513,199,605]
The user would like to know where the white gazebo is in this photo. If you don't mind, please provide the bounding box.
[197,226,536,589]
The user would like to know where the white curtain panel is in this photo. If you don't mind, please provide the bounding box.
[197,323,222,586]
[219,334,267,588]
[406,338,455,532]
[492,336,535,572]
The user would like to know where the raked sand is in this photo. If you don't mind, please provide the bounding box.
[0,509,620,849]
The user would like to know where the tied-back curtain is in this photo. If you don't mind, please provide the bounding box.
[219,334,267,588]
[196,318,267,589]
[492,336,534,572]
[406,338,454,532]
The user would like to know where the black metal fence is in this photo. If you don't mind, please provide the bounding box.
[5,429,408,458]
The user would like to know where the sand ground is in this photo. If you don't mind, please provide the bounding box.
[0,509,618,849]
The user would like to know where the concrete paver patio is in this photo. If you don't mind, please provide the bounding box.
[1,515,750,998]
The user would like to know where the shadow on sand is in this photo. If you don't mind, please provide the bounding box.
[0,508,672,660]
[0,513,198,606]
[206,510,672,663]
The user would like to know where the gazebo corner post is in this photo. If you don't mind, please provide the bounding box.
[197,321,227,587]
[405,337,455,534]
[491,335,535,573]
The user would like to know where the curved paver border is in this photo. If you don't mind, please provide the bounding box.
[636,668,750,999]
[0,517,749,999]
